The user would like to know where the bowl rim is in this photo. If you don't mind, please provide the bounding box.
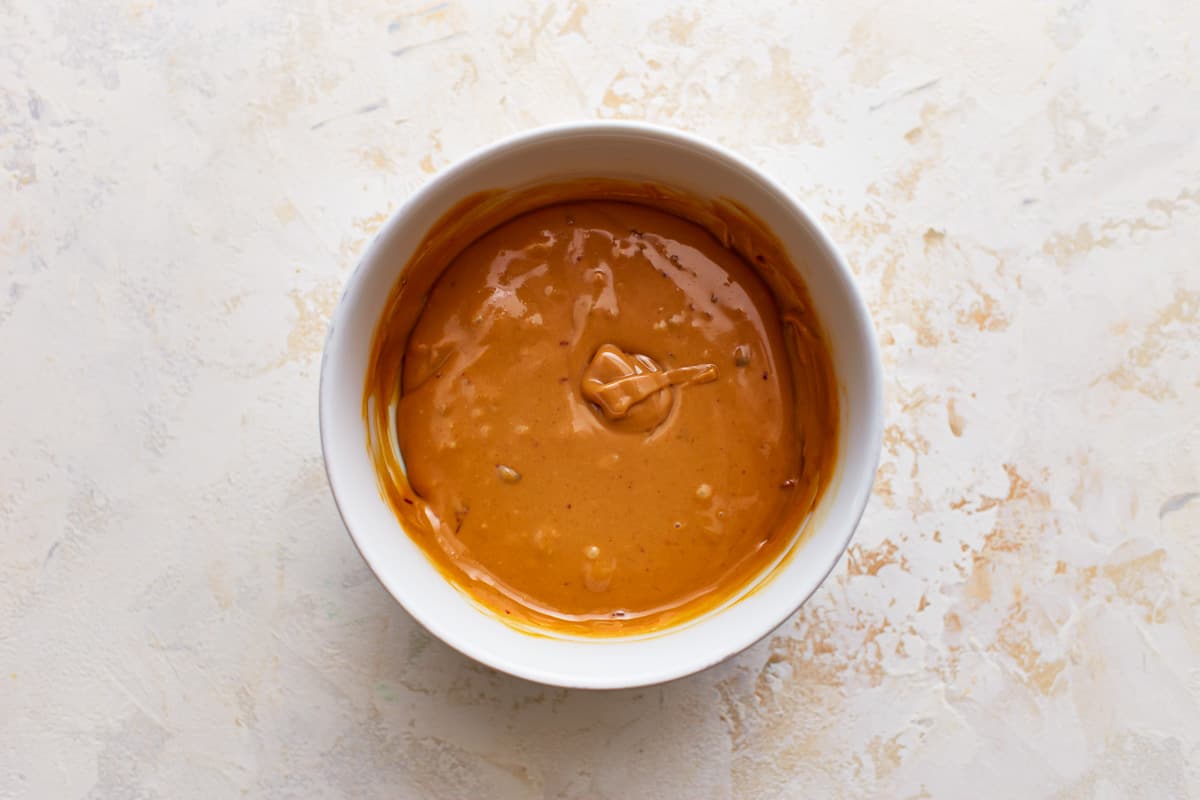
[319,120,883,688]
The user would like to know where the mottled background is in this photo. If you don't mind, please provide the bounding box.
[2,0,1199,797]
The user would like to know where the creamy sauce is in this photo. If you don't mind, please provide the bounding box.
[364,182,838,635]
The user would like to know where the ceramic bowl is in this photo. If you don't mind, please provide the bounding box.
[319,121,882,689]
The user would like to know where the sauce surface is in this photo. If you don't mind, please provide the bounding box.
[365,184,838,635]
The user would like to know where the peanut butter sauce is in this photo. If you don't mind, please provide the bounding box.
[364,181,838,635]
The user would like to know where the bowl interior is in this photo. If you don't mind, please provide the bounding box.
[320,123,882,688]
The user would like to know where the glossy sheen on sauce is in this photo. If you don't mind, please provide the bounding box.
[365,183,838,635]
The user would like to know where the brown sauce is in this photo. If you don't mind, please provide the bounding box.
[364,181,838,635]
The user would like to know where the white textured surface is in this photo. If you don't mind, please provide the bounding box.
[2,1,1199,797]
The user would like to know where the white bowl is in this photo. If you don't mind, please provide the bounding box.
[319,121,883,689]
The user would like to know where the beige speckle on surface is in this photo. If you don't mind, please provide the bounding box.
[2,0,1199,797]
